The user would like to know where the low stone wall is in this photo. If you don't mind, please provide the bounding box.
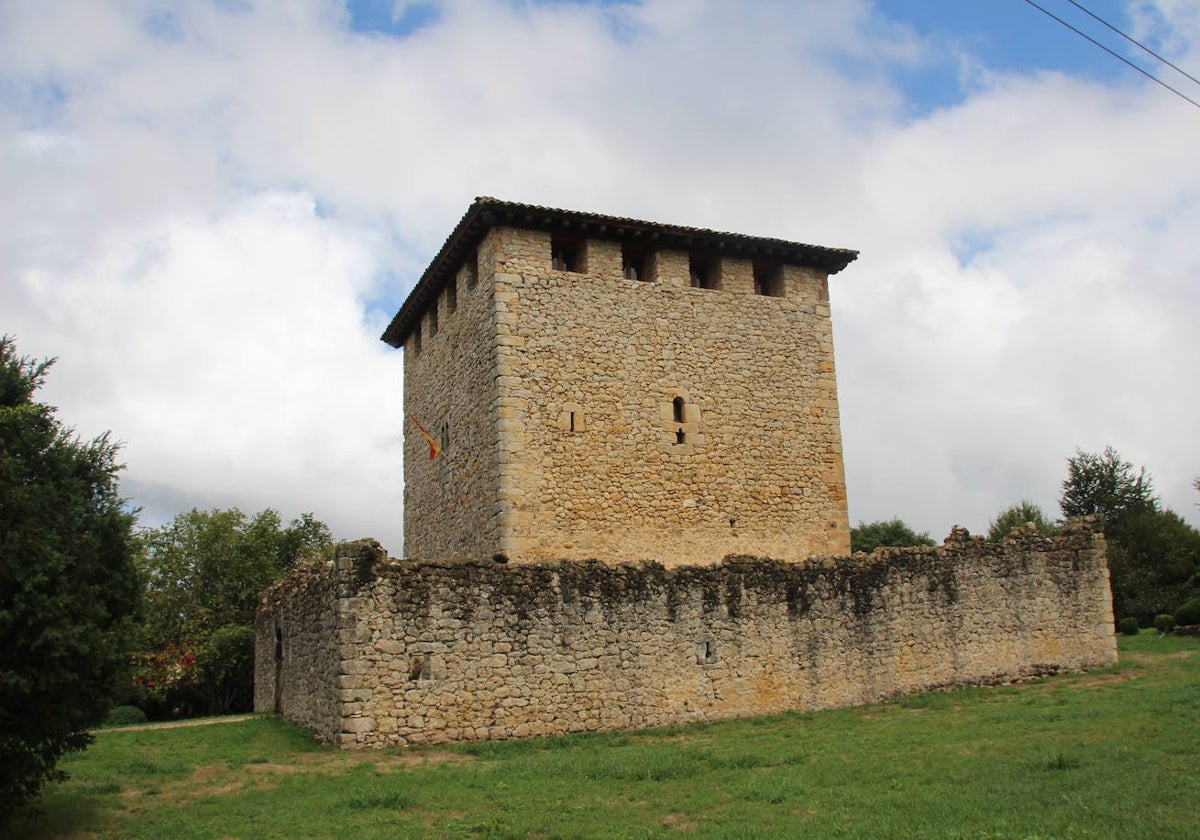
[253,559,343,737]
[254,519,1116,747]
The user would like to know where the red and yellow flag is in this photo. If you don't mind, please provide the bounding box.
[409,415,440,460]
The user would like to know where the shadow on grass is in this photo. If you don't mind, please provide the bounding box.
[9,790,110,838]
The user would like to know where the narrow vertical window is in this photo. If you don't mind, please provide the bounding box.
[623,247,648,282]
[689,255,716,289]
[429,304,439,337]
[273,626,284,713]
[412,325,422,354]
[446,278,458,313]
[667,393,693,448]
[440,421,450,454]
[465,251,479,289]
[560,404,585,433]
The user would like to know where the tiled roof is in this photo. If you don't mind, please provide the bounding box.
[381,197,858,347]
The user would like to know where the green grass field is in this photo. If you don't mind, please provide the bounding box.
[11,631,1199,839]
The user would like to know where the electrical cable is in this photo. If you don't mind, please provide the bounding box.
[1065,0,1200,88]
[1019,0,1200,111]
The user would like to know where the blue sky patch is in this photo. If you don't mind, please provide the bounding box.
[143,8,184,41]
[346,0,441,38]
[950,228,998,267]
[874,0,1176,113]
[1,78,68,125]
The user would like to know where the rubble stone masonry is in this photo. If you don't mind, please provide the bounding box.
[255,519,1117,748]
[402,219,851,565]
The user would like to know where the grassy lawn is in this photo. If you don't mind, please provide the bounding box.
[11,631,1199,839]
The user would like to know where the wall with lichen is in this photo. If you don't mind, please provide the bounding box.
[255,519,1117,748]
[253,558,343,736]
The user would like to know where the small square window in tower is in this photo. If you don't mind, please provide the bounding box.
[689,255,716,289]
[753,261,783,297]
[551,236,584,272]
[409,652,434,681]
[623,245,649,282]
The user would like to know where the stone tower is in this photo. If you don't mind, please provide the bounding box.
[382,198,857,566]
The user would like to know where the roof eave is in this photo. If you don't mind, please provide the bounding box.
[381,198,859,348]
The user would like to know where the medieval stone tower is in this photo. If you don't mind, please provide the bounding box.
[257,200,1117,746]
[382,198,858,566]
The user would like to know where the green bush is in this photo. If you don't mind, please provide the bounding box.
[1174,598,1200,626]
[1117,617,1140,636]
[1153,614,1176,635]
[850,518,935,553]
[105,705,148,728]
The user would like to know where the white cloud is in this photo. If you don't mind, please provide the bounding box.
[837,60,1200,534]
[2,0,1197,554]
[5,189,405,548]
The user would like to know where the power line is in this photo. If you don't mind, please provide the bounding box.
[1066,0,1200,89]
[1018,0,1200,111]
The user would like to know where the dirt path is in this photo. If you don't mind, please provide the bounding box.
[100,714,259,733]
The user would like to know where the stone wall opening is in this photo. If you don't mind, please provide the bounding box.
[551,235,584,273]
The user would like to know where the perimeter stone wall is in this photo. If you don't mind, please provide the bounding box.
[253,558,343,735]
[255,519,1117,748]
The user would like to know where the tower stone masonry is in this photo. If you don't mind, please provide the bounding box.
[382,198,859,565]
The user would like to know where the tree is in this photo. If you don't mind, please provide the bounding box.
[0,337,139,821]
[1103,507,1200,624]
[134,507,331,716]
[1060,446,1156,524]
[986,500,1057,542]
[850,518,935,554]
[1059,448,1199,624]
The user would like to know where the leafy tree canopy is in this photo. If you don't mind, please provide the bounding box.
[1060,447,1199,625]
[134,507,331,715]
[1060,446,1156,526]
[986,500,1057,542]
[850,518,936,554]
[0,337,139,822]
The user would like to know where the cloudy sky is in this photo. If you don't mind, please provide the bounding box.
[3,0,1198,554]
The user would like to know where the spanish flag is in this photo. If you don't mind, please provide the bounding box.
[409,415,440,460]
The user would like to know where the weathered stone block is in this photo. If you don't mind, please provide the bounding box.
[342,717,376,734]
